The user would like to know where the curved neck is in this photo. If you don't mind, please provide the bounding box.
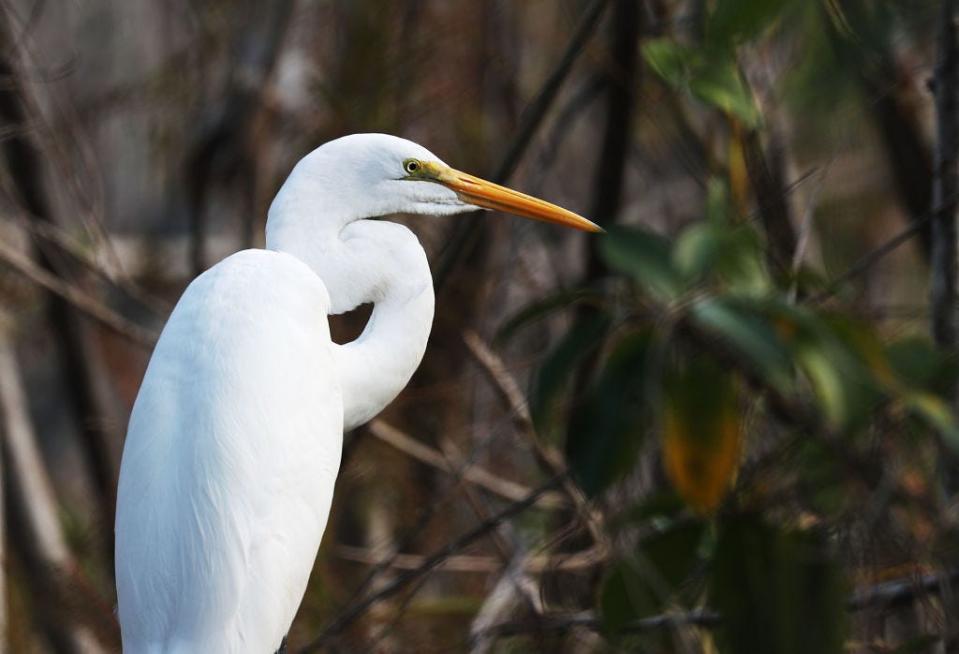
[267,215,435,430]
[334,283,434,429]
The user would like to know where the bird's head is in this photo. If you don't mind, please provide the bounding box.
[268,133,602,233]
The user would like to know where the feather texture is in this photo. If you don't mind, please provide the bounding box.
[116,250,342,653]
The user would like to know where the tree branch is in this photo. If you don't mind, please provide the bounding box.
[298,476,565,653]
[368,419,566,509]
[0,238,158,348]
[334,541,604,574]
[433,0,610,289]
[0,20,128,543]
[0,320,115,652]
[931,0,959,349]
[741,126,797,273]
[463,330,606,547]
[473,568,959,643]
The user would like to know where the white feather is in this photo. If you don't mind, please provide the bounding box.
[116,250,341,652]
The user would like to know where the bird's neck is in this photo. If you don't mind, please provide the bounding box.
[266,217,435,430]
[334,281,434,429]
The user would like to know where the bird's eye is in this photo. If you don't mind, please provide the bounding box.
[404,160,420,174]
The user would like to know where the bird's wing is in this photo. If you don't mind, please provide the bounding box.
[115,249,343,654]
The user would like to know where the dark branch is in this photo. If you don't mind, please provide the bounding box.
[474,568,959,643]
[742,127,797,273]
[931,0,959,349]
[433,0,610,289]
[0,9,123,553]
[298,476,565,653]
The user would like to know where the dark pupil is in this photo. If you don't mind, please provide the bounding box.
[407,161,418,172]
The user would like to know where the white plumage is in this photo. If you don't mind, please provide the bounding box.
[116,250,340,652]
[115,134,598,653]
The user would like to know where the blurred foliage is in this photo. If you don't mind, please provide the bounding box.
[509,176,959,648]
[502,1,959,651]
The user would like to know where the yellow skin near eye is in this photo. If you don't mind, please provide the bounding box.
[400,157,602,232]
[402,158,447,181]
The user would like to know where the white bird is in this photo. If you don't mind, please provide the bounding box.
[114,133,599,653]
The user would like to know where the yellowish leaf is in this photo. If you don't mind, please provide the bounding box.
[662,363,742,514]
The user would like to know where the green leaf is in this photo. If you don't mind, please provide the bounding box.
[707,0,795,46]
[764,303,882,432]
[673,221,725,284]
[715,228,771,295]
[905,393,959,453]
[691,297,794,396]
[610,491,686,532]
[601,560,649,633]
[566,331,654,496]
[796,440,846,517]
[711,514,847,654]
[639,521,706,594]
[531,312,611,434]
[601,225,685,301]
[641,38,695,86]
[672,180,772,294]
[689,56,761,128]
[601,520,706,631]
[886,336,959,397]
[675,222,772,294]
[705,176,733,223]
[494,288,602,343]
[642,39,761,128]
[892,635,942,654]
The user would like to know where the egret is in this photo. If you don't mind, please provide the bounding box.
[114,133,599,653]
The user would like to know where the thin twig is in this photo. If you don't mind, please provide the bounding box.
[433,0,610,288]
[1,207,171,316]
[812,218,928,305]
[0,238,157,348]
[462,331,608,549]
[462,330,532,424]
[476,608,720,640]
[474,568,959,643]
[492,0,609,186]
[931,0,959,349]
[368,419,565,509]
[334,542,605,574]
[436,436,517,566]
[0,319,116,651]
[298,476,565,653]
[742,126,797,272]
[847,568,959,611]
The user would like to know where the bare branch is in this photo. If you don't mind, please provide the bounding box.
[0,238,158,348]
[368,419,566,508]
[1,208,171,316]
[742,126,797,272]
[463,330,607,547]
[475,609,720,641]
[0,320,115,652]
[298,476,565,653]
[812,217,929,305]
[334,542,605,574]
[931,0,959,349]
[433,0,611,288]
[473,568,959,644]
[462,330,532,424]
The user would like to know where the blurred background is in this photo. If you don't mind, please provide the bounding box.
[1,0,958,652]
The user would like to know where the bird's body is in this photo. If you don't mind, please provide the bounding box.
[115,134,597,653]
[116,250,341,652]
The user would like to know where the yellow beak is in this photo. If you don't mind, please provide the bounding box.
[433,165,603,233]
